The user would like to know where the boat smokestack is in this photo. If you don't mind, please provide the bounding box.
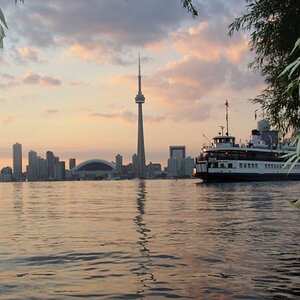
[251,129,260,145]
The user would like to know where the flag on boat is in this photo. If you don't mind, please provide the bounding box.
[225,100,229,107]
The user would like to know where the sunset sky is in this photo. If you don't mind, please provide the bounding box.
[0,0,264,169]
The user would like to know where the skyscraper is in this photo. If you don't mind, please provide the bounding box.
[257,119,270,133]
[27,150,38,181]
[69,158,76,170]
[115,154,123,174]
[135,55,146,178]
[46,151,55,179]
[169,146,186,161]
[168,146,186,178]
[13,143,22,181]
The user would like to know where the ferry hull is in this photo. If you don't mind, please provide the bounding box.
[194,172,300,183]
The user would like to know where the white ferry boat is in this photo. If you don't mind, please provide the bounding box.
[194,103,300,182]
[194,131,300,182]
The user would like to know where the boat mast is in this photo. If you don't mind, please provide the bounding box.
[225,100,229,136]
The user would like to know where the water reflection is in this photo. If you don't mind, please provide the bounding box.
[0,180,299,299]
[13,182,24,215]
[133,180,156,295]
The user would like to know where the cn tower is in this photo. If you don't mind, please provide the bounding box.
[135,55,146,178]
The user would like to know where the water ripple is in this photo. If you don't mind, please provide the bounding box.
[0,180,299,299]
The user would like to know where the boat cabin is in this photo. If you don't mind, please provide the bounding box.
[213,135,235,148]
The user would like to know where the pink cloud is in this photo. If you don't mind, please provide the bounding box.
[90,110,164,124]
[63,42,131,65]
[17,47,39,62]
[23,71,61,86]
[172,21,249,64]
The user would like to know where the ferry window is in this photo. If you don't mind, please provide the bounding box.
[228,163,233,168]
[220,163,225,168]
[255,164,258,168]
[239,163,242,168]
[244,163,247,168]
[251,163,254,168]
[248,163,251,168]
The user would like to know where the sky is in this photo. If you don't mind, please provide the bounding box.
[0,0,264,169]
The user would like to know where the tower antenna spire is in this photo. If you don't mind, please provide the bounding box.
[138,52,142,94]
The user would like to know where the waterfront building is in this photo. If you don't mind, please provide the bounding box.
[46,151,55,179]
[37,157,47,181]
[25,150,65,181]
[0,166,13,182]
[169,146,186,161]
[115,154,123,174]
[135,55,146,178]
[72,159,115,180]
[122,163,135,179]
[167,157,180,178]
[54,161,66,181]
[27,150,38,181]
[147,162,162,179]
[69,158,76,170]
[181,157,195,177]
[168,145,186,177]
[13,143,22,181]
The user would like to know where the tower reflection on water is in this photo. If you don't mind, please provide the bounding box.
[133,180,156,294]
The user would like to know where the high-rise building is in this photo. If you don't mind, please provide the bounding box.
[13,143,22,181]
[182,157,195,177]
[135,55,146,178]
[69,158,76,170]
[46,151,55,179]
[27,150,38,181]
[257,119,270,133]
[167,157,180,178]
[168,146,187,177]
[169,146,186,160]
[115,154,123,174]
[37,156,47,180]
[54,161,65,180]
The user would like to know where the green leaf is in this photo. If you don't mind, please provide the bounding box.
[0,8,8,29]
[291,38,300,54]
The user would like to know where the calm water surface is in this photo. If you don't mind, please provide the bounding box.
[0,180,299,299]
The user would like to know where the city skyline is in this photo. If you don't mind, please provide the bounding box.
[1,141,193,172]
[0,141,195,181]
[0,1,264,168]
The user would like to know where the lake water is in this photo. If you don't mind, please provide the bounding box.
[0,180,299,299]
